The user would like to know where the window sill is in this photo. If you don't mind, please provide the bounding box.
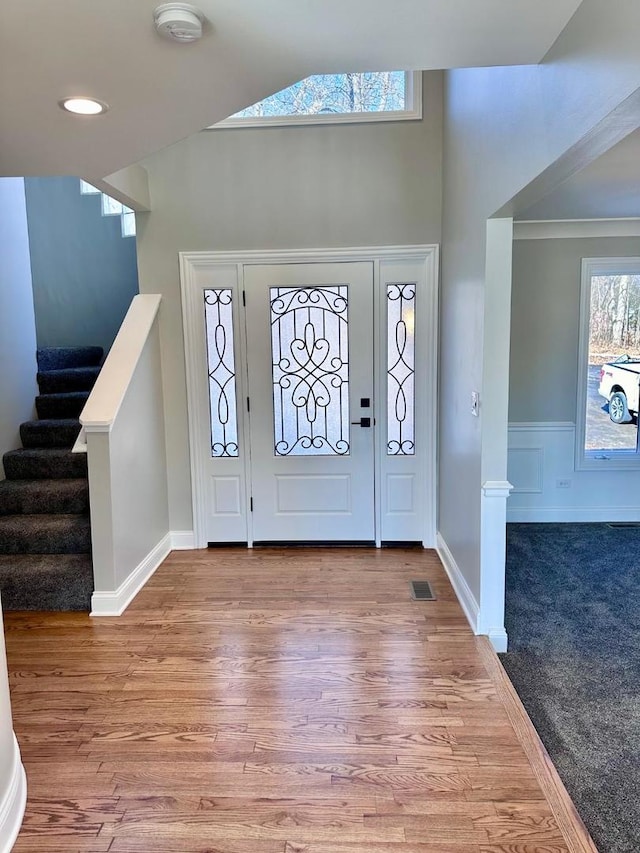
[576,451,640,472]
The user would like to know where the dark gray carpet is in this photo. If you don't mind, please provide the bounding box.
[0,479,89,515]
[0,346,100,611]
[501,522,640,853]
[36,391,90,419]
[0,554,93,610]
[36,346,103,372]
[3,447,88,480]
[37,365,101,394]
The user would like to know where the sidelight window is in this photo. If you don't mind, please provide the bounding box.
[204,289,239,457]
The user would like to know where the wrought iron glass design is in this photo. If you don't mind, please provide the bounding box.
[387,283,416,455]
[271,286,350,456]
[204,289,239,457]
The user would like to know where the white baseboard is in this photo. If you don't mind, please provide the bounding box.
[508,507,640,522]
[436,532,480,634]
[487,627,509,653]
[170,530,195,550]
[0,735,26,853]
[91,532,171,616]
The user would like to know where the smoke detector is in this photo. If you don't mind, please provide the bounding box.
[154,3,205,43]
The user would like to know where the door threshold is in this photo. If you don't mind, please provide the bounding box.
[252,540,376,547]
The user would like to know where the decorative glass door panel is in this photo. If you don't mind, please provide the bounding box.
[204,289,239,458]
[387,283,416,456]
[245,263,375,542]
[271,286,350,456]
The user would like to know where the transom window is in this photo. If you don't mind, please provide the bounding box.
[214,71,421,129]
[577,258,640,469]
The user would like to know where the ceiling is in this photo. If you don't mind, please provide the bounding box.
[518,128,640,220]
[0,0,582,179]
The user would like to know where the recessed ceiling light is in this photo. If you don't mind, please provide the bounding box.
[59,97,109,116]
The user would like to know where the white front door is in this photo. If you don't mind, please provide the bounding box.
[180,247,438,549]
[244,262,375,542]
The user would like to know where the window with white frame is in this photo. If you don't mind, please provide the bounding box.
[577,258,640,469]
[213,71,421,129]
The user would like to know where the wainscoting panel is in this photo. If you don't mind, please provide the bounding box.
[507,422,640,522]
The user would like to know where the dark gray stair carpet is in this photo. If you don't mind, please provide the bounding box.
[0,554,93,610]
[0,514,91,555]
[3,448,87,480]
[0,480,89,516]
[37,347,103,372]
[0,344,100,612]
[36,392,89,419]
[37,366,101,394]
[20,419,81,449]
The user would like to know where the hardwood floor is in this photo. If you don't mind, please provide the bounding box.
[4,547,592,852]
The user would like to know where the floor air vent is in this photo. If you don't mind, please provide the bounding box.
[410,580,436,601]
[607,522,640,528]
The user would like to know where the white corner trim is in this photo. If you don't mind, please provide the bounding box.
[91,532,171,616]
[482,480,514,498]
[514,218,640,241]
[0,734,27,853]
[487,627,508,654]
[170,530,196,550]
[436,532,480,635]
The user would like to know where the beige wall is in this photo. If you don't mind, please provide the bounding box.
[137,72,444,531]
[510,236,640,423]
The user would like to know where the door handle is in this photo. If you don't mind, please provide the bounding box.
[351,417,371,428]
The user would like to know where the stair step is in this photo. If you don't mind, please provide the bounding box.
[37,366,101,395]
[3,448,87,480]
[20,419,81,449]
[0,553,93,611]
[37,347,103,372]
[36,392,89,420]
[0,514,91,554]
[0,480,89,516]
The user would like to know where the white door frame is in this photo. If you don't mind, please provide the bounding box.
[180,245,439,549]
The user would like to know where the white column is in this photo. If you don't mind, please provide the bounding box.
[0,598,26,851]
[479,481,513,652]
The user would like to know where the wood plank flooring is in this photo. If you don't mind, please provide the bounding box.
[3,547,591,852]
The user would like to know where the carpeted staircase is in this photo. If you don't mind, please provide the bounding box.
[0,347,102,610]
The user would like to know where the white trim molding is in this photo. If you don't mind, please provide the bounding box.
[508,421,575,432]
[180,245,439,549]
[514,218,640,241]
[436,532,480,634]
[0,734,27,853]
[486,628,508,653]
[170,530,196,550]
[481,480,514,498]
[479,481,512,653]
[91,533,171,616]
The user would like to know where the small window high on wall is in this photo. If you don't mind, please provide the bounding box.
[213,71,421,129]
[577,258,640,469]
